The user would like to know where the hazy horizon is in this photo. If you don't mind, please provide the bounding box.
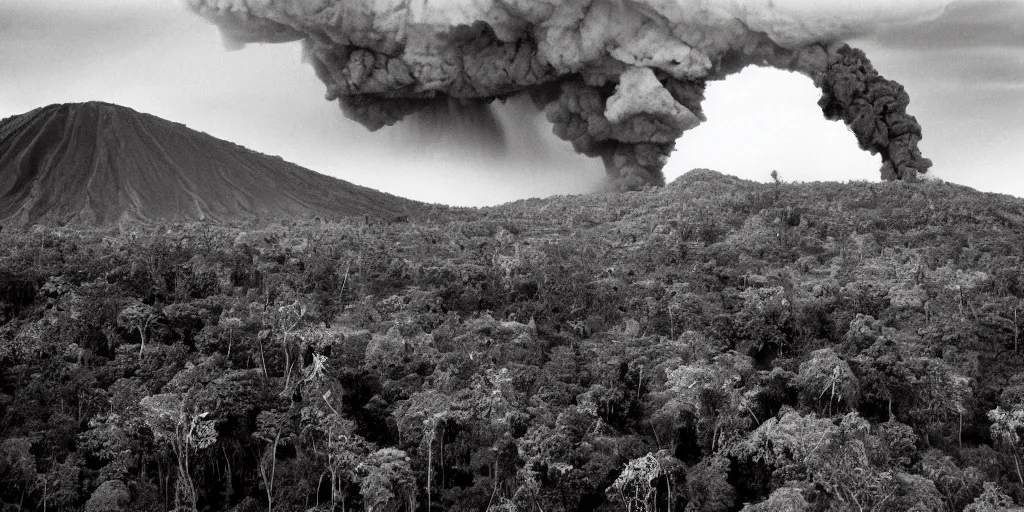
[1,0,1021,206]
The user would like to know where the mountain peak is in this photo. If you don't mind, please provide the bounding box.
[0,102,415,226]
[55,101,121,110]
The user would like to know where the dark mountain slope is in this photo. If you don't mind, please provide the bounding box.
[0,102,416,226]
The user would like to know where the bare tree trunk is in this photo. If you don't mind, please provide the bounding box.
[260,432,281,512]
[427,430,434,512]
[637,366,644,401]
[177,449,197,511]
[138,326,146,357]
[959,412,963,448]
[282,336,292,395]
[259,336,268,378]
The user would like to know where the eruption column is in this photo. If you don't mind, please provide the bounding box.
[187,0,938,189]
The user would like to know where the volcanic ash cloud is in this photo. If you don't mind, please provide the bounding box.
[187,0,941,190]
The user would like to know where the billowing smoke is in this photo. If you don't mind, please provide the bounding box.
[186,0,941,189]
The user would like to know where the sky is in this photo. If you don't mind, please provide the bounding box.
[0,0,1021,206]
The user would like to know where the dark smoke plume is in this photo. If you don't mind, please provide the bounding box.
[407,99,509,155]
[817,46,932,181]
[186,0,942,189]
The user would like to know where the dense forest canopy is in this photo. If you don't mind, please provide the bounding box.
[3,170,1024,511]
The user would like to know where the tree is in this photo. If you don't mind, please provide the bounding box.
[117,302,158,358]
[608,451,681,512]
[393,388,473,511]
[685,455,735,512]
[358,448,418,512]
[730,409,923,511]
[795,348,859,415]
[964,482,1024,512]
[37,456,81,511]
[0,438,37,509]
[364,327,407,379]
[653,351,757,454]
[254,409,293,512]
[300,253,347,327]
[988,405,1024,486]
[740,487,809,512]
[734,286,792,356]
[301,396,369,511]
[919,449,983,511]
[139,393,218,511]
[271,300,308,395]
[79,413,140,482]
[851,335,914,420]
[84,480,130,512]
[906,357,972,446]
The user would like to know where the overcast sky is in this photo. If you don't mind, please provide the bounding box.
[1,0,1021,206]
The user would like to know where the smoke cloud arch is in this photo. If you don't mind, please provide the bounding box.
[186,0,940,189]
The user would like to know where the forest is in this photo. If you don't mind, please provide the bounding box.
[3,169,1024,511]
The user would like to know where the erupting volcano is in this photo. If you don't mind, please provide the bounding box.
[187,0,937,190]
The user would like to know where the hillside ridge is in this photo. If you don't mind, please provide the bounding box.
[3,169,1024,511]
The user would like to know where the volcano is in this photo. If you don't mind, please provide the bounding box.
[0,102,415,226]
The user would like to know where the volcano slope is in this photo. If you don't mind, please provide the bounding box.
[0,102,415,226]
[3,170,1024,511]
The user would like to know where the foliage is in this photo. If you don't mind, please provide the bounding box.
[358,448,417,512]
[1,173,1024,510]
[84,480,130,512]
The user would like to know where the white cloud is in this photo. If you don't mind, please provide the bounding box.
[666,66,881,184]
